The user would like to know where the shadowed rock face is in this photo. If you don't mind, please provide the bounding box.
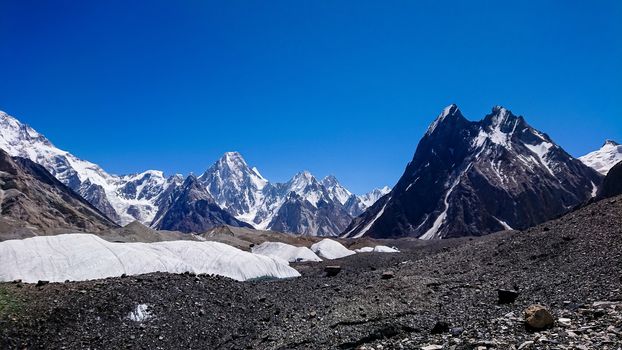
[597,160,622,199]
[152,175,252,233]
[0,149,116,237]
[344,105,603,239]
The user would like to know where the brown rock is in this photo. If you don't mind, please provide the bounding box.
[524,304,554,329]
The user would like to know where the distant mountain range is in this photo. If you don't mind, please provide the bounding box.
[0,111,388,236]
[343,105,608,239]
[1,107,618,239]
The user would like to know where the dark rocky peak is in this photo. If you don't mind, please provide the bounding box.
[481,106,524,133]
[425,104,468,136]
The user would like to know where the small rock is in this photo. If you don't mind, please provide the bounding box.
[309,311,317,318]
[449,327,463,335]
[497,289,520,304]
[36,280,49,287]
[381,271,394,280]
[430,321,450,334]
[524,304,554,330]
[324,266,341,277]
[557,317,571,327]
[518,341,533,350]
[420,345,443,350]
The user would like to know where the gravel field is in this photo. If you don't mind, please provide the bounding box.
[1,196,621,349]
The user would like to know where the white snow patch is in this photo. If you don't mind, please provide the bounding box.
[493,216,513,230]
[354,246,399,253]
[310,239,356,260]
[252,242,322,262]
[524,141,555,176]
[0,234,300,283]
[128,304,152,322]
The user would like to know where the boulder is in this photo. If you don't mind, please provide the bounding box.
[381,271,395,279]
[497,289,520,304]
[324,266,342,277]
[430,321,450,334]
[524,304,554,329]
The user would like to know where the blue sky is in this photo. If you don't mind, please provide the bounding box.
[1,1,621,193]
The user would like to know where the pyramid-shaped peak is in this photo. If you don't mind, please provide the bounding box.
[604,139,620,147]
[221,151,247,164]
[426,104,465,135]
[322,175,340,186]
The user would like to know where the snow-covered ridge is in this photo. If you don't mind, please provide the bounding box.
[1,110,388,235]
[0,234,300,283]
[0,111,180,226]
[579,140,622,175]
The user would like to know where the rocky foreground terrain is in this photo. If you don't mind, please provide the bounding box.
[1,196,621,349]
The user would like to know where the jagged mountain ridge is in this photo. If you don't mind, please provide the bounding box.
[0,149,117,237]
[199,156,390,235]
[0,110,388,235]
[343,105,603,239]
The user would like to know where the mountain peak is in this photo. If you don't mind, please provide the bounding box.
[484,105,520,128]
[604,139,620,147]
[218,151,248,167]
[426,104,464,135]
[293,170,314,181]
[321,175,339,186]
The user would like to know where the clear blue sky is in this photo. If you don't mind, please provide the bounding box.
[1,1,621,193]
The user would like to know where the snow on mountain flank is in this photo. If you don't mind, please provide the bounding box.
[0,111,180,226]
[0,110,387,236]
[579,140,622,175]
[0,234,300,283]
[343,105,602,239]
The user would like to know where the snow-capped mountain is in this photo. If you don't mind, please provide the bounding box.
[343,105,603,239]
[359,186,391,208]
[0,111,180,226]
[0,110,388,235]
[195,154,388,236]
[261,172,353,236]
[322,175,353,205]
[198,151,267,223]
[579,140,622,175]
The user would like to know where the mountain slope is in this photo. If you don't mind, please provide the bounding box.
[579,140,622,175]
[344,105,603,239]
[0,150,116,238]
[0,111,181,226]
[152,175,252,233]
[596,160,622,199]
